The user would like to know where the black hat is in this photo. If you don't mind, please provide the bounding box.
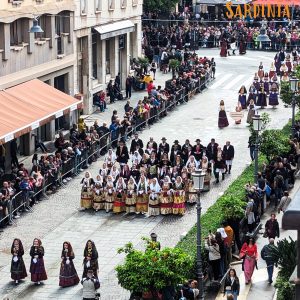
[151,233,157,238]
[174,140,179,144]
[161,137,167,140]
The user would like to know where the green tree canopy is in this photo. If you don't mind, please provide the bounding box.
[143,0,178,12]
[116,239,193,295]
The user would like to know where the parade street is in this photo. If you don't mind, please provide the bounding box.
[0,49,292,300]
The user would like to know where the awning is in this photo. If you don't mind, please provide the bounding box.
[0,79,82,144]
[94,20,135,40]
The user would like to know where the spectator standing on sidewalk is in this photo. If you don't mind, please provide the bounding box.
[261,238,276,284]
[10,139,19,169]
[278,191,292,214]
[273,170,284,207]
[125,75,133,99]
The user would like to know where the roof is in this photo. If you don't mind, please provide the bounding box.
[0,79,82,144]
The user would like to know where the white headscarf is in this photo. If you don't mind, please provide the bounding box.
[186,155,199,168]
[127,176,137,189]
[149,178,161,193]
[131,151,142,164]
[105,149,116,164]
[115,177,126,190]
[137,175,148,193]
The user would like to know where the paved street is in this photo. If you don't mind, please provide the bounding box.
[0,49,294,300]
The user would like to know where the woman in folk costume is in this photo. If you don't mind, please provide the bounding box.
[119,164,131,183]
[201,155,212,191]
[257,62,264,80]
[281,71,289,83]
[99,162,109,183]
[80,172,95,209]
[93,176,104,212]
[131,150,142,166]
[104,175,114,212]
[136,174,149,214]
[172,176,185,215]
[170,165,181,182]
[247,99,257,124]
[286,54,292,73]
[10,238,27,284]
[274,53,282,75]
[181,166,190,202]
[148,151,159,179]
[269,82,279,108]
[160,176,173,215]
[238,86,247,109]
[148,178,161,216]
[268,62,276,80]
[220,38,227,57]
[82,240,98,279]
[230,100,243,125]
[247,85,257,106]
[271,74,279,90]
[174,154,184,171]
[29,238,47,284]
[186,155,200,173]
[125,176,137,213]
[253,73,261,91]
[263,73,270,96]
[131,163,141,184]
[104,148,116,170]
[110,165,120,183]
[214,147,225,183]
[113,177,126,213]
[59,241,79,287]
[256,84,267,108]
[280,63,288,78]
[159,165,171,182]
[218,100,229,128]
[187,166,197,204]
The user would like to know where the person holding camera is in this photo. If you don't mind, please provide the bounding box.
[81,269,100,300]
[205,235,221,281]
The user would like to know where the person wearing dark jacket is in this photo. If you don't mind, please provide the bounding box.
[261,238,276,284]
[116,140,129,166]
[206,138,218,163]
[264,213,280,239]
[130,133,144,154]
[223,268,240,300]
[125,75,133,99]
[222,141,235,174]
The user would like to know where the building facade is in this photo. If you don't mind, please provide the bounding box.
[73,0,143,114]
[0,0,78,162]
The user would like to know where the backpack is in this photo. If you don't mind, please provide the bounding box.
[276,176,284,188]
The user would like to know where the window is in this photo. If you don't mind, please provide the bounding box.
[121,0,126,8]
[92,31,97,79]
[10,19,27,46]
[34,15,50,40]
[108,0,115,10]
[95,0,102,11]
[81,0,87,14]
[105,40,110,75]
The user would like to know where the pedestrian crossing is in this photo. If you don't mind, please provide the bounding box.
[209,73,254,91]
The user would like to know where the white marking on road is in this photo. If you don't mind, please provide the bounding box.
[224,74,247,90]
[209,73,233,89]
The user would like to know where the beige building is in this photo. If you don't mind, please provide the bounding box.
[73,0,143,114]
[0,0,81,165]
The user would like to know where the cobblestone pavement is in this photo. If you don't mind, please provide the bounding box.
[0,49,292,300]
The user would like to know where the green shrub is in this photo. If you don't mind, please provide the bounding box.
[275,275,295,300]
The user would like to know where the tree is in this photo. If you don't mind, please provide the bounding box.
[259,129,290,162]
[116,238,193,297]
[143,0,178,13]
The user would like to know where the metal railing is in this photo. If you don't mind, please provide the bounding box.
[0,72,213,228]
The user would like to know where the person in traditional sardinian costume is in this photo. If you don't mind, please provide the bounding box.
[269,62,276,80]
[253,73,261,91]
[218,100,229,128]
[269,82,279,108]
[201,155,212,191]
[281,71,289,83]
[174,154,184,171]
[286,54,292,73]
[125,176,137,213]
[238,86,247,109]
[59,241,79,287]
[160,176,173,215]
[80,172,95,209]
[110,165,120,183]
[280,63,288,78]
[136,174,149,214]
[271,74,280,90]
[257,62,264,80]
[99,162,109,183]
[256,84,267,108]
[93,176,104,212]
[131,150,142,166]
[247,99,257,124]
[172,176,185,215]
[148,178,161,216]
[148,151,159,179]
[29,238,47,284]
[119,164,131,183]
[181,166,190,202]
[263,73,270,97]
[186,155,199,173]
[247,84,257,106]
[214,147,226,183]
[82,240,98,279]
[104,149,116,170]
[104,175,114,212]
[10,238,27,284]
[113,177,126,213]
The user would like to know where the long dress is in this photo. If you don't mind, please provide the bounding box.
[256,90,267,108]
[269,91,279,106]
[238,93,247,109]
[247,89,257,105]
[172,180,185,215]
[113,180,126,213]
[220,40,227,57]
[80,178,94,209]
[59,251,80,287]
[160,182,173,215]
[82,247,99,279]
[104,180,114,212]
[247,104,256,124]
[29,246,48,282]
[125,181,137,213]
[11,247,27,281]
[240,243,258,283]
[148,180,161,216]
[93,185,105,211]
[218,105,229,128]
[136,180,149,213]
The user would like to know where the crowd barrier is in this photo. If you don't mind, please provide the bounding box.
[0,71,213,228]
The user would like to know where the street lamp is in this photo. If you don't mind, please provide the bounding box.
[252,115,263,183]
[290,76,299,138]
[191,169,206,300]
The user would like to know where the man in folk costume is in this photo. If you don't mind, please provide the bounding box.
[222,141,235,174]
[148,178,161,216]
[130,133,144,154]
[269,82,279,108]
[193,139,204,162]
[206,138,218,164]
[274,51,282,75]
[170,141,182,166]
[145,137,158,155]
[80,172,95,209]
[158,137,170,160]
[291,47,298,63]
[116,140,129,167]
